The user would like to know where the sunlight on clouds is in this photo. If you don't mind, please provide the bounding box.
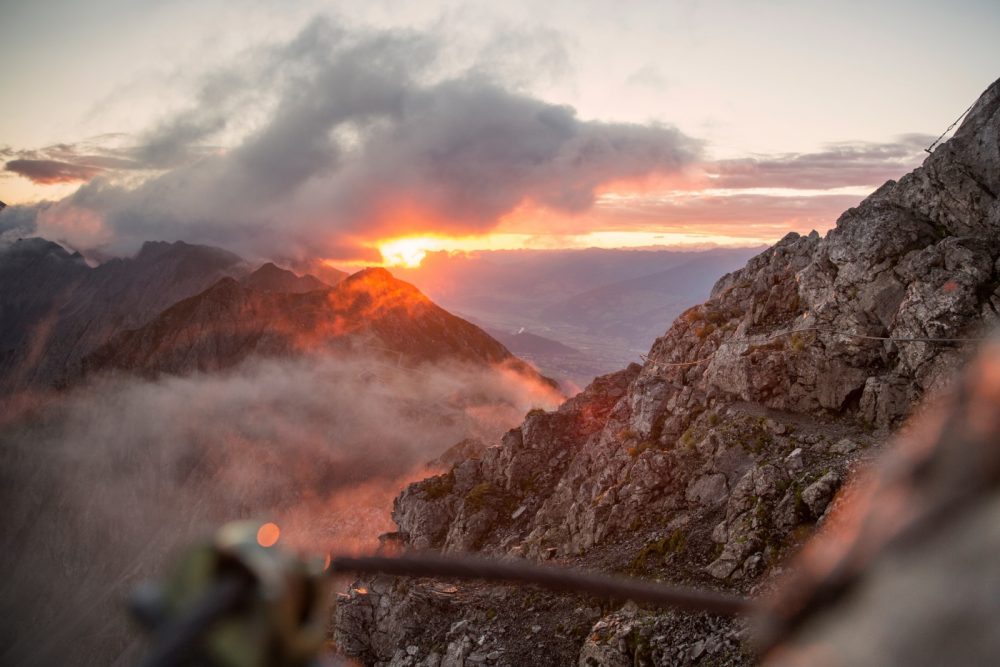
[380,237,438,267]
[375,230,764,268]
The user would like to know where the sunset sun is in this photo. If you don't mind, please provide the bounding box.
[379,237,435,268]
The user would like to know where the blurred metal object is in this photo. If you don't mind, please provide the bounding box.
[133,521,754,666]
[131,521,330,667]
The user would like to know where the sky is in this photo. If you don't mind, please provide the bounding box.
[1,0,998,266]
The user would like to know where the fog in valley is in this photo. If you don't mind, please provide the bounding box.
[0,352,562,666]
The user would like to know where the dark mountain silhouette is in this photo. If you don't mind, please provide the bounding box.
[0,239,245,393]
[239,262,330,293]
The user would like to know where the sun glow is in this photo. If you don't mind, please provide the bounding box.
[379,237,439,268]
[373,229,771,268]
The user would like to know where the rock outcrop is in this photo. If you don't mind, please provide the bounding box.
[758,338,1000,666]
[334,78,1000,666]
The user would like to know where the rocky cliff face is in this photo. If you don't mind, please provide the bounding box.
[334,78,1000,666]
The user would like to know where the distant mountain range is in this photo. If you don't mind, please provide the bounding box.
[488,329,582,358]
[396,246,762,383]
[0,239,548,394]
[542,250,762,344]
[84,266,529,380]
[239,261,334,293]
[0,236,762,392]
[0,239,245,392]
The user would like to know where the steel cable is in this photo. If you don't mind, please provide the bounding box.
[330,554,752,616]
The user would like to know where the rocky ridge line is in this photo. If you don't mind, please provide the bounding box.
[333,78,1000,667]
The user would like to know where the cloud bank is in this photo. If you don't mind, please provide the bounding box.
[2,17,699,261]
[0,16,936,259]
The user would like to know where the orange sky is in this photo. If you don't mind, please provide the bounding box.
[367,181,872,267]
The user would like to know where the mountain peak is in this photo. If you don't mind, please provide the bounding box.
[240,262,329,294]
[2,236,80,262]
[79,256,531,380]
[136,240,188,259]
[342,267,429,302]
[956,76,1000,139]
[346,266,399,283]
[135,239,244,267]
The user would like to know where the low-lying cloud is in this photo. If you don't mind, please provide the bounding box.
[0,203,39,244]
[0,351,563,665]
[2,136,146,185]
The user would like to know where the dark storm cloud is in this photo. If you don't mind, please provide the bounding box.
[31,17,701,259]
[705,134,933,189]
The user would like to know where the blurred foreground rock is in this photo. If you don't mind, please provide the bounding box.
[760,339,1000,666]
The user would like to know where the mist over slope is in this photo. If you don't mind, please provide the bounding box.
[0,351,562,666]
[0,240,567,665]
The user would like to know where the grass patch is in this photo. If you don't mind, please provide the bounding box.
[617,428,638,441]
[422,471,455,500]
[625,627,653,662]
[681,307,703,324]
[627,529,687,574]
[463,481,517,515]
[694,322,717,340]
[742,418,774,454]
[680,427,697,449]
[788,331,807,352]
[465,481,495,513]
